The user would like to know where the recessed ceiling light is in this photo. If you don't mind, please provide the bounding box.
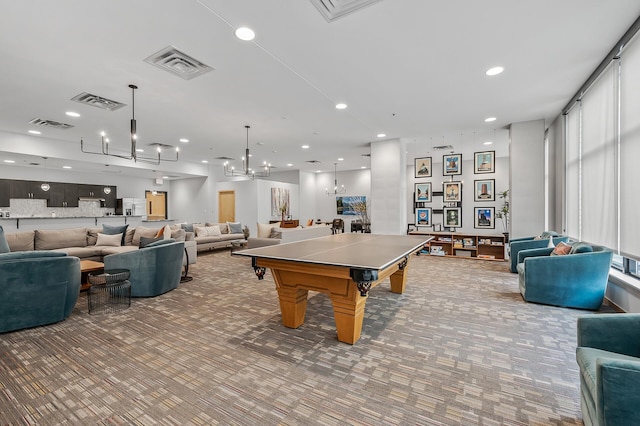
[484,141,493,145]
[485,66,504,76]
[485,117,497,122]
[287,163,293,167]
[4,160,15,163]
[316,170,322,173]
[202,160,209,163]
[235,27,255,41]
[377,133,386,138]
[65,111,80,117]
[136,149,144,152]
[361,166,366,169]
[179,138,189,143]
[335,103,347,110]
[28,130,41,135]
[337,158,344,161]
[301,145,310,149]
[63,166,72,169]
[162,176,169,179]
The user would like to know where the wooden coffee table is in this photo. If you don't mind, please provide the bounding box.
[80,260,104,292]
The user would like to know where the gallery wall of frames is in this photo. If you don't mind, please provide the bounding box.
[409,151,509,235]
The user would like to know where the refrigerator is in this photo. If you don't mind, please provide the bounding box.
[116,198,147,219]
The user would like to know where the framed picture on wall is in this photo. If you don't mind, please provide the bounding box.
[443,153,462,175]
[474,151,495,174]
[414,182,432,202]
[444,207,462,228]
[474,207,495,229]
[474,179,495,201]
[414,157,432,178]
[415,207,432,226]
[443,181,462,202]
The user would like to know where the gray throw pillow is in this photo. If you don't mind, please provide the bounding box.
[269,228,282,239]
[0,225,10,253]
[103,223,129,246]
[228,221,243,234]
[181,223,194,233]
[139,236,162,248]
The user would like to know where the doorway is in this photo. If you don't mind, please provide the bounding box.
[218,190,235,223]
[146,190,167,221]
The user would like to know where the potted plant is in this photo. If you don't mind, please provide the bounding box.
[279,202,288,223]
[496,189,509,242]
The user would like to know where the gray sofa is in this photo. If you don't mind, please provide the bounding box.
[4,225,196,271]
[0,251,80,333]
[184,222,245,252]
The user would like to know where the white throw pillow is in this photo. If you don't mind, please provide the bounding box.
[195,225,221,238]
[257,222,277,238]
[96,232,122,247]
[163,224,172,240]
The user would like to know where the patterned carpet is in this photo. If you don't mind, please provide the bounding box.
[0,249,612,425]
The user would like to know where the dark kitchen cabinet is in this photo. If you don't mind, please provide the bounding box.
[0,179,9,207]
[49,183,79,207]
[10,180,50,201]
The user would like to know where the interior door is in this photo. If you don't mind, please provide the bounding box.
[146,191,167,221]
[218,190,235,223]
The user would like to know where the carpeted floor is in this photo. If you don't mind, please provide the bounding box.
[0,250,612,425]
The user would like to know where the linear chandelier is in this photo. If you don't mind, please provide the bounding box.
[223,125,271,179]
[80,84,179,165]
[326,163,346,195]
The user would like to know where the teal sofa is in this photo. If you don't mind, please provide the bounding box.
[509,232,569,272]
[0,251,80,333]
[516,243,612,309]
[104,239,184,297]
[576,314,640,425]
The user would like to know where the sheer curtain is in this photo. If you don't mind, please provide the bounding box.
[565,104,581,239]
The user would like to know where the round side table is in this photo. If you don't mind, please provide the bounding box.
[87,269,131,314]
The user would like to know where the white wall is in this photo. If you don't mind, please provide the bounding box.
[371,139,407,234]
[405,156,509,235]
[299,171,317,224]
[169,177,209,223]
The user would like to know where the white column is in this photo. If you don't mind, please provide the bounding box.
[510,119,545,238]
[370,138,407,234]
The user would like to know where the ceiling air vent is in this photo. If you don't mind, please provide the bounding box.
[147,143,176,151]
[71,92,126,111]
[306,160,321,164]
[28,118,74,129]
[214,156,235,161]
[432,145,455,151]
[309,0,383,22]
[144,46,213,80]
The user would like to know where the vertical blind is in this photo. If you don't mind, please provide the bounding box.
[565,105,580,240]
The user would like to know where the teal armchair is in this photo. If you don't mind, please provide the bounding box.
[576,314,640,426]
[509,233,569,272]
[104,239,184,297]
[516,244,612,309]
[0,251,80,333]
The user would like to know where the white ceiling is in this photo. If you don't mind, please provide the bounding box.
[0,0,639,179]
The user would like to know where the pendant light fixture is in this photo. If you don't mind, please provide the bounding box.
[223,125,271,179]
[325,163,346,195]
[80,84,179,165]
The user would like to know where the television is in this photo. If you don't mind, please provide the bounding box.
[336,196,365,215]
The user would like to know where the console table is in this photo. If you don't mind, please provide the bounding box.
[270,219,299,228]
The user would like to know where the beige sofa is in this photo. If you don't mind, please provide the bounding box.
[247,223,332,249]
[5,225,196,269]
[185,222,245,252]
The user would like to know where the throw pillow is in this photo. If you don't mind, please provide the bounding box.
[227,221,243,234]
[570,242,594,254]
[170,228,186,242]
[181,223,194,233]
[155,224,172,240]
[306,219,314,227]
[269,228,282,239]
[96,232,122,247]
[195,225,221,238]
[0,225,10,253]
[139,236,162,248]
[551,241,572,256]
[103,223,129,246]
[257,222,276,238]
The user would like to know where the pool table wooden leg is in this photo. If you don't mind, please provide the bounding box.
[275,285,308,328]
[330,293,367,344]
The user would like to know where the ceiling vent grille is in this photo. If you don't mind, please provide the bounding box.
[214,156,235,160]
[432,145,455,151]
[147,143,176,150]
[144,46,213,80]
[306,160,321,164]
[309,0,383,22]
[71,92,126,111]
[28,118,74,129]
